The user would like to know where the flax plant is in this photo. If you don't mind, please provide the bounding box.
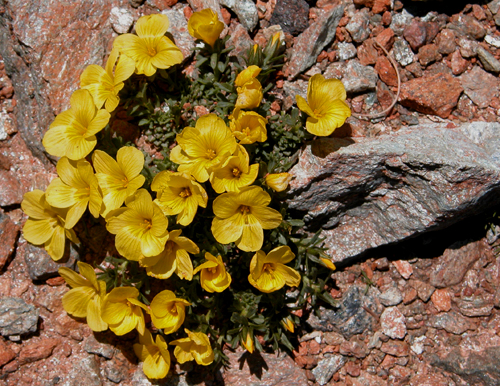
[20,8,352,380]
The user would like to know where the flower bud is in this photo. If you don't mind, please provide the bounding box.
[263,32,284,59]
[281,317,294,333]
[320,257,336,271]
[241,332,254,353]
[265,173,292,192]
[246,43,263,67]
[187,9,224,47]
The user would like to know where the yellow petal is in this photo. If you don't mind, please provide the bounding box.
[86,295,108,332]
[61,286,95,317]
[117,146,145,180]
[237,214,263,252]
[21,190,49,219]
[45,225,66,261]
[58,266,90,288]
[211,213,244,245]
[23,218,54,245]
[143,351,169,379]
[136,14,170,38]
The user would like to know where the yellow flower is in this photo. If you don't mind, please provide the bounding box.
[150,290,191,334]
[170,114,237,183]
[210,145,259,193]
[320,257,336,271]
[235,66,263,110]
[296,74,351,136]
[229,110,267,144]
[106,189,169,261]
[113,14,183,77]
[58,262,108,332]
[134,329,170,379]
[140,229,199,280]
[80,47,136,112]
[101,286,149,336]
[21,190,79,261]
[187,8,224,47]
[45,157,102,229]
[211,186,282,252]
[248,246,301,293]
[151,171,208,226]
[241,332,254,354]
[193,253,232,293]
[281,317,294,333]
[42,89,110,160]
[265,173,292,192]
[170,329,214,366]
[92,146,146,216]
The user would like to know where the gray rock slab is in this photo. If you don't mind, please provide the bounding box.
[477,45,500,73]
[285,3,345,79]
[312,355,346,386]
[60,352,102,386]
[307,285,382,339]
[288,121,500,262]
[24,240,78,281]
[0,297,39,337]
[164,5,195,61]
[431,331,500,385]
[220,0,258,31]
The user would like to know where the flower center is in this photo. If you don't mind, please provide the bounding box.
[239,205,250,215]
[147,46,157,57]
[208,266,218,274]
[165,240,174,254]
[312,108,323,118]
[169,304,178,315]
[179,187,192,198]
[206,149,216,160]
[242,127,251,136]
[232,167,242,178]
[143,218,152,230]
[263,263,275,274]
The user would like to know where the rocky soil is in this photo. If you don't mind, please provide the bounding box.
[0,0,500,385]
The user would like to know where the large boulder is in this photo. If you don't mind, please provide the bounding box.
[288,121,500,262]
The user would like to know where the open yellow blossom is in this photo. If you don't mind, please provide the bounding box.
[170,114,237,183]
[265,172,293,192]
[140,230,198,280]
[150,290,191,334]
[113,14,183,77]
[193,253,232,293]
[22,190,79,261]
[43,89,110,160]
[210,145,259,193]
[187,8,224,47]
[170,329,214,366]
[211,186,282,252]
[235,66,263,110]
[106,189,169,261]
[80,47,136,112]
[92,146,145,216]
[296,74,351,136]
[248,246,301,293]
[58,262,108,332]
[320,257,336,271]
[45,157,102,229]
[151,171,207,226]
[101,286,149,336]
[229,110,267,144]
[134,329,170,379]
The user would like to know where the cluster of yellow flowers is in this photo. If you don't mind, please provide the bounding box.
[21,8,350,379]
